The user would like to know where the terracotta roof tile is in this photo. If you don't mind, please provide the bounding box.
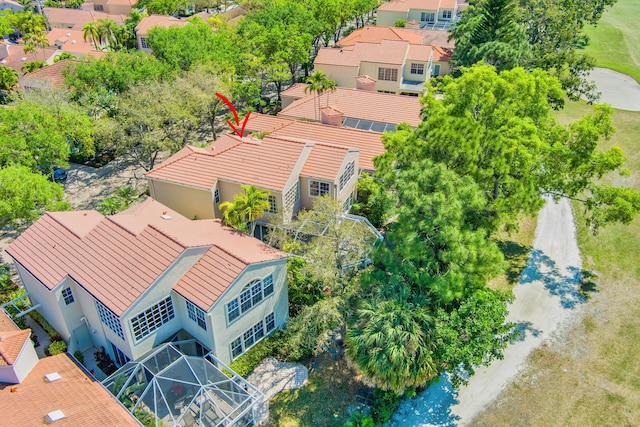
[377,0,457,12]
[0,43,58,75]
[135,15,188,35]
[146,135,308,192]
[46,28,105,56]
[18,59,78,89]
[6,200,286,314]
[407,43,432,61]
[244,114,294,134]
[337,25,424,46]
[0,354,140,426]
[0,330,30,366]
[279,85,423,127]
[0,311,19,332]
[300,142,352,180]
[44,7,126,29]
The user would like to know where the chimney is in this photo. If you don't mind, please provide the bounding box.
[405,19,420,30]
[320,106,343,127]
[355,75,376,92]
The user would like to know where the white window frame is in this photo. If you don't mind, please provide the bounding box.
[410,63,425,75]
[130,296,175,342]
[421,11,435,23]
[226,274,275,324]
[378,67,398,82]
[339,162,355,192]
[62,287,74,305]
[230,313,275,360]
[140,37,149,49]
[214,188,220,205]
[442,10,452,19]
[309,180,331,197]
[186,300,207,330]
[96,300,124,340]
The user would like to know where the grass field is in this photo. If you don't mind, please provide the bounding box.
[582,0,640,82]
[472,103,640,426]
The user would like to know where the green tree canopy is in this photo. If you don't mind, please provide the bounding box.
[219,184,270,235]
[380,64,636,233]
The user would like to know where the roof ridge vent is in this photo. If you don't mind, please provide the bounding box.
[44,372,62,382]
[46,409,66,423]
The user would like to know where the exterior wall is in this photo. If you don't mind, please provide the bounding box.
[121,246,209,360]
[55,277,87,353]
[281,94,302,109]
[148,179,215,220]
[0,339,38,384]
[360,61,401,93]
[432,60,450,76]
[408,8,437,22]
[335,151,359,205]
[314,64,359,89]
[172,292,215,352]
[208,258,288,365]
[402,60,429,82]
[104,3,132,14]
[137,33,152,53]
[376,10,406,26]
[439,8,456,20]
[299,175,334,210]
[13,261,69,342]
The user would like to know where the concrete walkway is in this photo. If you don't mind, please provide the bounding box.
[588,67,640,111]
[387,197,584,426]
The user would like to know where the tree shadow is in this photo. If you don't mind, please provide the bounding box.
[578,269,599,299]
[519,249,586,309]
[497,240,532,284]
[511,321,543,342]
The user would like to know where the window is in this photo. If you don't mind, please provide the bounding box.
[186,300,207,330]
[268,195,277,214]
[140,37,149,49]
[110,341,130,367]
[226,275,275,323]
[433,64,441,76]
[339,162,355,192]
[96,300,124,340]
[265,313,275,333]
[230,313,275,359]
[214,188,220,205]
[442,10,452,19]
[343,192,354,212]
[420,12,435,22]
[410,63,424,75]
[378,68,398,82]
[284,182,299,210]
[130,296,175,342]
[94,4,104,10]
[62,287,74,305]
[377,90,395,94]
[310,180,331,197]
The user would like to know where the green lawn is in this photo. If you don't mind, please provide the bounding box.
[582,0,640,82]
[472,103,640,426]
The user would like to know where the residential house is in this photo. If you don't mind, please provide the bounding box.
[0,310,38,385]
[44,7,126,30]
[5,199,289,366]
[145,134,360,222]
[376,0,458,28]
[89,0,134,15]
[45,28,106,59]
[135,15,188,53]
[18,59,77,90]
[315,39,433,96]
[243,113,385,172]
[0,41,58,75]
[279,83,423,129]
[336,25,452,77]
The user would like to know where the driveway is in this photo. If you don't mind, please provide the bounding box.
[589,67,640,111]
[387,197,584,426]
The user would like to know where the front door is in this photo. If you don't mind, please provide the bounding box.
[73,324,92,351]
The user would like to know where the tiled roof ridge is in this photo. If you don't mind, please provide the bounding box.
[0,329,30,366]
[146,145,197,176]
[205,135,247,156]
[209,241,254,267]
[144,222,190,249]
[266,134,354,152]
[45,211,101,240]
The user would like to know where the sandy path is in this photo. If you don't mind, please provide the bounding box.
[388,197,584,426]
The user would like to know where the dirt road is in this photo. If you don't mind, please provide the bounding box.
[388,197,584,426]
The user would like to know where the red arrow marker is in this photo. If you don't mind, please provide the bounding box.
[216,93,251,138]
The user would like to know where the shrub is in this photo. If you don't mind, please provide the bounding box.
[229,337,277,377]
[73,350,85,365]
[345,410,374,427]
[48,340,67,356]
[29,310,58,337]
[393,19,406,27]
[371,389,401,425]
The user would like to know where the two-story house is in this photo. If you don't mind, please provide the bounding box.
[376,0,458,27]
[145,134,360,224]
[5,199,288,366]
[135,15,188,53]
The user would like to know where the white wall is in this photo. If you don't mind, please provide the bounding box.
[0,337,38,384]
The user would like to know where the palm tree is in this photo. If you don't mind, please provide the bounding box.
[304,71,336,121]
[218,185,270,236]
[346,294,438,394]
[82,21,100,49]
[96,18,117,49]
[17,0,33,12]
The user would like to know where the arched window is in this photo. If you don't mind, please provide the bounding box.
[226,274,275,323]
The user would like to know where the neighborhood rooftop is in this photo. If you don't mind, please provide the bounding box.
[377,0,458,12]
[337,25,425,46]
[315,40,432,67]
[43,7,127,29]
[0,352,140,426]
[0,311,30,368]
[279,84,423,127]
[5,199,285,314]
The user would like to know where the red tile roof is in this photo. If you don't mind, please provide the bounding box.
[19,59,78,89]
[135,15,188,35]
[279,85,423,127]
[316,40,430,67]
[0,43,58,75]
[337,25,424,46]
[0,330,30,366]
[44,7,126,29]
[146,135,308,192]
[0,353,140,426]
[5,199,285,315]
[377,0,457,12]
[244,114,294,134]
[46,28,106,56]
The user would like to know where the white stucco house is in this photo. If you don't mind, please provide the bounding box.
[5,199,288,367]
